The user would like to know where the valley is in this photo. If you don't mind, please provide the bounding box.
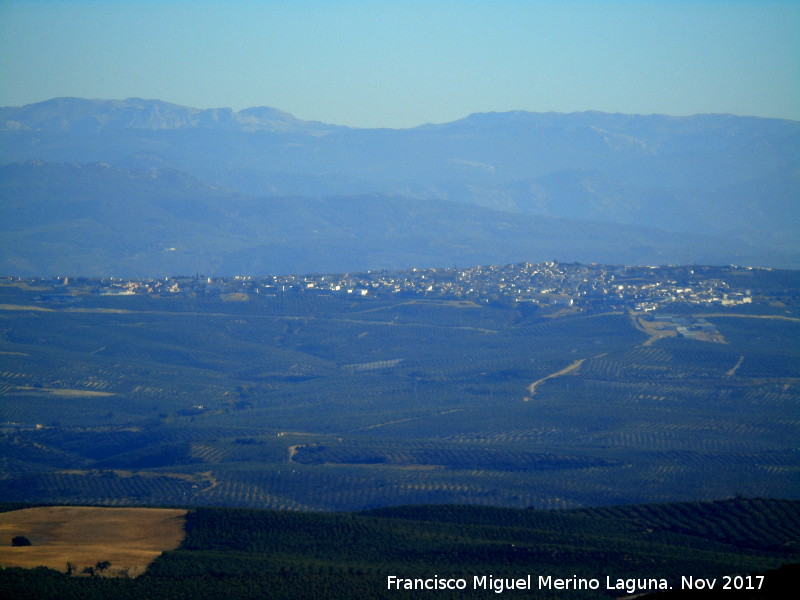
[1,263,797,511]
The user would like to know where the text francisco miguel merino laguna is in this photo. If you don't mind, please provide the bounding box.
[387,573,763,595]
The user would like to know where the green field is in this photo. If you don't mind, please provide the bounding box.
[1,281,798,510]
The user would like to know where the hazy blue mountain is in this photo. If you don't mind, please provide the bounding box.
[1,98,798,273]
[3,161,788,277]
[0,97,340,134]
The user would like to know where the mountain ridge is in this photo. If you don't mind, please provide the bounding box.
[1,97,798,274]
[0,97,341,134]
[2,160,795,277]
[4,96,799,132]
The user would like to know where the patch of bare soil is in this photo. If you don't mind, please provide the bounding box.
[525,358,586,399]
[633,316,678,346]
[725,355,745,377]
[15,386,116,397]
[0,506,187,577]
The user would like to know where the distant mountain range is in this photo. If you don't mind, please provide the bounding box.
[1,98,798,276]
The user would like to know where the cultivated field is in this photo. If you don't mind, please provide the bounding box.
[0,506,187,577]
[4,499,798,600]
[1,279,798,510]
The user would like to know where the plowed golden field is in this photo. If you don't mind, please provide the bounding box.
[0,506,187,577]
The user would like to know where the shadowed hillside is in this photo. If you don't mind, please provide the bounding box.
[0,499,798,599]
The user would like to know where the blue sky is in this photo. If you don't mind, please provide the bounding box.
[1,0,798,128]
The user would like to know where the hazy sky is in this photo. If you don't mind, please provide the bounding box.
[1,0,798,128]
